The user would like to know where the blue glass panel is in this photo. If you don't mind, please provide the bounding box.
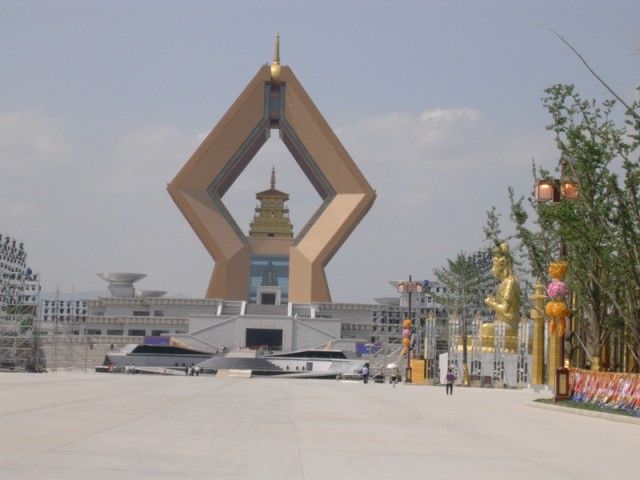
[248,254,290,302]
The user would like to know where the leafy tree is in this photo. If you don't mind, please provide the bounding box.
[489,83,640,370]
[433,252,487,372]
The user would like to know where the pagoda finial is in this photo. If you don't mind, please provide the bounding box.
[270,166,276,189]
[273,33,280,64]
[270,33,281,85]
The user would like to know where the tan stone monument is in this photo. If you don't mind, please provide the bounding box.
[168,36,376,303]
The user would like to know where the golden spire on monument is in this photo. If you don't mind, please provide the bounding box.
[270,33,281,85]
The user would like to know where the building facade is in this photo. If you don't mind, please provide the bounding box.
[40,297,88,325]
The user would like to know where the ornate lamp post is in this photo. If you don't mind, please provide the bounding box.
[397,275,423,383]
[534,158,578,398]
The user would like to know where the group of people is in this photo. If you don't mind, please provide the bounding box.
[185,365,201,376]
[359,363,457,394]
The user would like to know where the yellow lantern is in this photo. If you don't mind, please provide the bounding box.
[403,319,412,328]
[402,337,411,347]
[546,300,568,319]
[548,261,568,280]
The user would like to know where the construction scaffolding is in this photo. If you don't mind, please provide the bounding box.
[366,307,404,380]
[517,318,532,385]
[424,311,438,380]
[0,235,40,371]
[493,320,507,382]
[469,313,483,378]
[447,314,461,376]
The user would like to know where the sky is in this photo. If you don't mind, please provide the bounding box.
[1,1,638,302]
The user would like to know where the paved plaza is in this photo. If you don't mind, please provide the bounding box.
[0,373,638,479]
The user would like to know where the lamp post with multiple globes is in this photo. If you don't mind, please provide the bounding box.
[534,157,578,398]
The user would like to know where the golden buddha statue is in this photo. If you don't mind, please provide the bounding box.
[482,242,520,349]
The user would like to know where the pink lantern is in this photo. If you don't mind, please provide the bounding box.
[402,328,411,338]
[547,280,568,299]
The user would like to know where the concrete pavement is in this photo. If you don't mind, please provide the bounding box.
[0,373,638,479]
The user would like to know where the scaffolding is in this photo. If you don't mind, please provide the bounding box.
[1,306,41,371]
[517,318,532,385]
[367,307,404,380]
[424,311,438,380]
[493,320,507,382]
[469,313,483,378]
[0,235,40,371]
[447,314,461,376]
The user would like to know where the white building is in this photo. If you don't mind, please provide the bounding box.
[40,297,88,324]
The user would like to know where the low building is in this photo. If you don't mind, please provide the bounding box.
[40,298,88,325]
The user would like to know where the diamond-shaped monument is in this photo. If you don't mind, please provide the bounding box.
[168,36,375,303]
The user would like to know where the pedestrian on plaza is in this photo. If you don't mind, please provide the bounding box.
[184,365,189,376]
[445,369,455,395]
[387,364,399,387]
[361,363,370,384]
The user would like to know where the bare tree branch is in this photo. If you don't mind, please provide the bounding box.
[540,24,640,121]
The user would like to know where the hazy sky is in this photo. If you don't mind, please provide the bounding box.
[1,1,638,302]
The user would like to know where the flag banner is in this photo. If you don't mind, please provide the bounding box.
[569,368,640,415]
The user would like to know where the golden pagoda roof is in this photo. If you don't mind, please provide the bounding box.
[256,167,289,198]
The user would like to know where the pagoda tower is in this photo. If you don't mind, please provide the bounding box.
[249,168,294,238]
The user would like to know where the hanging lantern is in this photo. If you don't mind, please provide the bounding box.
[402,328,411,338]
[403,319,412,329]
[547,280,568,298]
[546,259,570,337]
[548,261,568,280]
[535,177,556,202]
[559,162,579,201]
[402,337,411,347]
[545,300,568,337]
[545,300,569,319]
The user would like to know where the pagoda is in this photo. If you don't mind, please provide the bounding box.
[249,168,293,238]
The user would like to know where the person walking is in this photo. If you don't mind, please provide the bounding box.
[361,363,370,384]
[389,365,399,387]
[445,369,455,395]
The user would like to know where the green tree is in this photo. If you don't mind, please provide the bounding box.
[491,84,640,370]
[433,252,486,376]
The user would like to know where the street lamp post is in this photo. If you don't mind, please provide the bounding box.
[534,157,578,398]
[397,275,423,383]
